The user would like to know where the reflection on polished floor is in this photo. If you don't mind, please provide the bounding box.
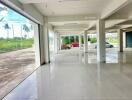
[3,48,132,100]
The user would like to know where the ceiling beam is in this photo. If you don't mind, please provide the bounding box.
[55,24,88,30]
[117,20,132,25]
[56,28,83,31]
[101,0,131,19]
[58,30,82,34]
[105,19,127,28]
[108,12,132,29]
[18,0,43,4]
[48,15,97,23]
[87,21,96,30]
[123,27,132,32]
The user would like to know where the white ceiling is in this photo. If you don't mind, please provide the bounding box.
[20,0,111,17]
[19,0,132,34]
[105,2,132,31]
[107,2,132,20]
[49,21,90,26]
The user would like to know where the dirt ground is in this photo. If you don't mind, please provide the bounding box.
[0,48,37,99]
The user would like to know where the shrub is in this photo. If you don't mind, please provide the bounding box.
[62,37,70,44]
[90,38,97,43]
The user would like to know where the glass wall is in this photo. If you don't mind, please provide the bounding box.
[0,3,39,99]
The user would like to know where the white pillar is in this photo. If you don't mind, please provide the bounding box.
[38,25,45,65]
[84,31,88,53]
[84,53,88,64]
[57,34,60,52]
[34,24,41,66]
[59,35,61,50]
[54,32,58,54]
[79,34,82,50]
[119,29,123,52]
[69,35,71,44]
[96,19,106,62]
[74,35,76,42]
[123,32,126,48]
[43,17,50,63]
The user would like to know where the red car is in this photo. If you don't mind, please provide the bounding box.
[71,42,79,47]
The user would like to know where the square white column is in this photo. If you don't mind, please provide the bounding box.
[34,24,41,66]
[84,31,88,53]
[54,32,59,54]
[79,34,82,50]
[119,29,123,52]
[96,19,106,62]
[74,35,76,42]
[59,35,61,50]
[43,17,50,63]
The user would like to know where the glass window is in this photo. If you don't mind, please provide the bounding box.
[0,3,39,99]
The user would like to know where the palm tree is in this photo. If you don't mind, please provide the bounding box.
[22,24,30,39]
[0,6,7,12]
[4,23,10,39]
[0,17,4,22]
[0,6,7,22]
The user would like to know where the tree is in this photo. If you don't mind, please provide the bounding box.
[62,36,70,44]
[0,17,4,22]
[22,24,30,39]
[4,23,10,39]
[0,6,7,22]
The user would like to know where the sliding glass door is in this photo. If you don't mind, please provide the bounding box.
[0,3,40,99]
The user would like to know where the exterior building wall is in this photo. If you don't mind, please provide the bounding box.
[126,32,132,48]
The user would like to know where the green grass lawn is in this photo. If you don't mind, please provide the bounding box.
[0,38,34,53]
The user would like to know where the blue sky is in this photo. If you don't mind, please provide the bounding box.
[0,3,34,38]
[6,9,27,22]
[0,3,28,23]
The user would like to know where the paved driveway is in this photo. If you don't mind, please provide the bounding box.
[0,48,37,99]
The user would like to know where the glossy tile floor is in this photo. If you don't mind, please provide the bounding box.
[2,48,132,100]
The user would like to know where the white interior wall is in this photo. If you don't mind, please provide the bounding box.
[54,32,58,54]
